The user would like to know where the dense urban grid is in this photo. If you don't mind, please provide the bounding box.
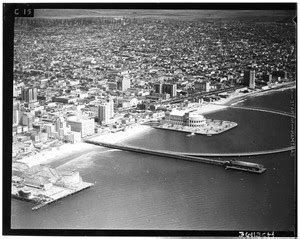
[12,16,296,161]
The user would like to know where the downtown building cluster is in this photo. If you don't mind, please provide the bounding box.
[12,16,295,160]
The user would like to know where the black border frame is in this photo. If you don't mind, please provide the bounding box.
[3,2,297,237]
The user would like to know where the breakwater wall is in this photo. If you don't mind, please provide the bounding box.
[210,103,295,118]
[185,146,295,157]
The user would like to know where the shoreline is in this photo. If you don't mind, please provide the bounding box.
[15,82,295,168]
[18,142,97,168]
[222,82,296,106]
[90,124,153,144]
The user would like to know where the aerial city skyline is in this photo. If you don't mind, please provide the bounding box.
[7,7,296,236]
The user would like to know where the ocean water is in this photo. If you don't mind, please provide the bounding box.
[11,88,296,231]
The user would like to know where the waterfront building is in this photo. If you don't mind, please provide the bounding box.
[195,81,211,92]
[163,110,206,127]
[66,116,95,137]
[187,113,206,127]
[64,131,81,143]
[24,176,53,190]
[21,87,37,103]
[262,73,272,83]
[243,70,256,89]
[272,70,287,81]
[98,100,114,124]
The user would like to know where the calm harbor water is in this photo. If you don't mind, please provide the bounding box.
[11,88,296,231]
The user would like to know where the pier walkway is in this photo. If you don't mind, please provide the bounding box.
[85,140,225,166]
[210,103,295,118]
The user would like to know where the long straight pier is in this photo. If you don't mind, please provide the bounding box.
[85,140,225,167]
[85,140,267,174]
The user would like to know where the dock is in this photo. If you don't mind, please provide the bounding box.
[31,182,93,211]
[12,182,93,211]
[11,164,94,211]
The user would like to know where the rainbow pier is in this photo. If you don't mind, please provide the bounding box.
[85,140,267,174]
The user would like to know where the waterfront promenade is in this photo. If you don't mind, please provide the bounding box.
[85,139,225,166]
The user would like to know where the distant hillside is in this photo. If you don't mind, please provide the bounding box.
[34,9,296,21]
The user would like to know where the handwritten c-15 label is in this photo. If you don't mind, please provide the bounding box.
[14,8,34,17]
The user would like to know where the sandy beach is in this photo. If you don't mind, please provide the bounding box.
[19,142,97,168]
[214,82,296,106]
[91,124,153,144]
[195,104,228,115]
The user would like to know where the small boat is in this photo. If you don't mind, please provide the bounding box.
[207,134,212,136]
[187,132,196,137]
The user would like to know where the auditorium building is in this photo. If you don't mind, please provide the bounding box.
[162,110,206,127]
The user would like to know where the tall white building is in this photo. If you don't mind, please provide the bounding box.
[244,70,256,89]
[249,70,256,89]
[98,100,114,124]
[118,77,131,92]
[66,116,95,138]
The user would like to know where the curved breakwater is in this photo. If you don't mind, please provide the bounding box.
[211,103,295,118]
[85,139,295,159]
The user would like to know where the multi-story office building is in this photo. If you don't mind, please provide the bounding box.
[21,87,37,102]
[272,70,287,81]
[262,73,272,83]
[21,113,35,129]
[98,100,114,124]
[117,77,131,92]
[154,83,163,94]
[243,70,256,89]
[66,116,95,137]
[154,83,177,98]
[163,83,177,98]
[195,81,210,92]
